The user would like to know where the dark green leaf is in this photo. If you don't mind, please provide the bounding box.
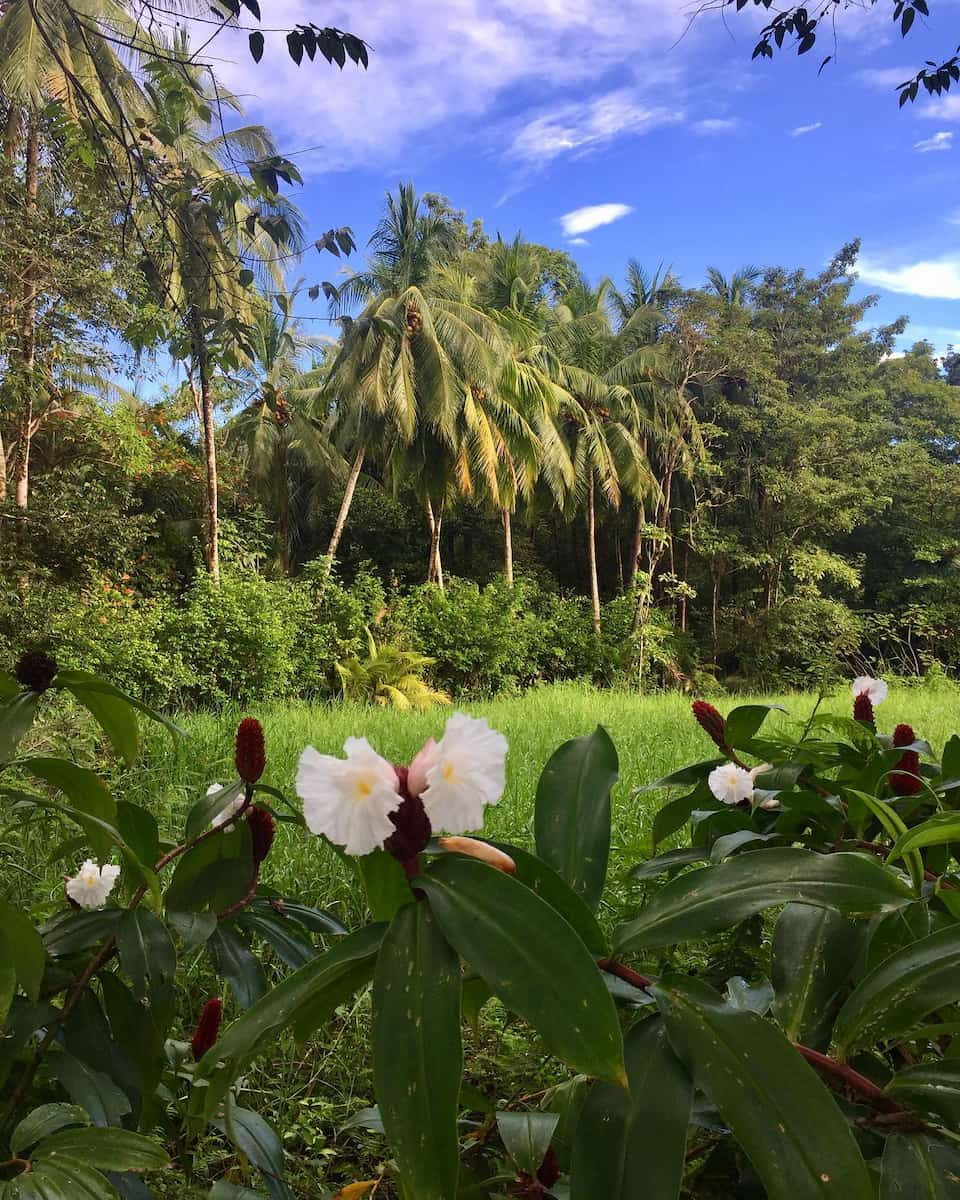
[34,1127,167,1171]
[881,1134,955,1198]
[629,846,710,881]
[206,926,265,1009]
[115,911,175,1000]
[61,681,139,766]
[887,1061,960,1128]
[355,848,413,921]
[490,841,606,955]
[497,1111,558,1176]
[418,856,625,1085]
[185,782,243,841]
[373,903,461,1200]
[534,726,618,911]
[0,900,45,1001]
[42,910,121,958]
[5,1157,122,1198]
[212,1103,289,1200]
[772,904,864,1046]
[114,804,159,870]
[49,1051,132,1127]
[22,758,117,859]
[637,759,723,794]
[248,30,264,62]
[11,1104,91,1155]
[614,850,912,953]
[0,692,39,763]
[724,704,784,748]
[235,911,315,970]
[165,911,217,949]
[165,823,253,913]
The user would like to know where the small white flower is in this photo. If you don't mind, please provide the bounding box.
[852,676,888,705]
[66,860,121,910]
[296,738,401,856]
[708,763,755,806]
[207,782,244,831]
[413,712,508,834]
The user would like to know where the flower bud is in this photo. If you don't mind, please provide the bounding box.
[893,723,915,748]
[191,997,222,1060]
[853,693,874,725]
[15,649,58,693]
[692,700,726,748]
[537,1145,560,1189]
[235,717,266,784]
[384,764,432,875]
[891,726,922,796]
[247,805,275,865]
[438,836,516,874]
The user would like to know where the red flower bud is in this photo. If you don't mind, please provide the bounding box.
[247,805,275,865]
[385,764,432,878]
[235,717,266,784]
[893,723,915,748]
[537,1145,560,1189]
[692,700,726,748]
[891,724,922,795]
[15,649,59,692]
[853,693,874,725]
[191,997,222,1060]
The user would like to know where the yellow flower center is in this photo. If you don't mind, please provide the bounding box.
[355,775,374,800]
[443,761,456,783]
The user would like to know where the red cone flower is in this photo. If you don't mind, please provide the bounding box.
[537,1146,560,1189]
[247,805,276,865]
[692,700,726,748]
[384,764,432,878]
[191,998,222,1060]
[853,693,874,725]
[891,723,922,796]
[235,717,266,784]
[15,649,59,692]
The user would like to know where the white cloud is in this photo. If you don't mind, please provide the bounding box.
[790,121,822,136]
[560,203,633,237]
[917,95,960,122]
[914,130,953,153]
[694,117,739,134]
[856,66,912,89]
[510,91,683,163]
[568,237,589,246]
[857,253,960,299]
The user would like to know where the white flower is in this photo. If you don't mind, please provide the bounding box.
[66,860,121,910]
[852,676,888,705]
[208,782,244,831]
[708,763,755,806]
[412,712,508,834]
[296,738,401,856]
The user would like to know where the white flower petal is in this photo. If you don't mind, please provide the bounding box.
[419,712,508,834]
[65,860,120,909]
[852,676,888,705]
[208,782,244,831]
[296,738,401,856]
[708,764,754,806]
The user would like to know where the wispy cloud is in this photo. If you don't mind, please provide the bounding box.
[560,203,633,237]
[917,95,960,122]
[858,253,960,299]
[694,117,739,134]
[948,208,960,225]
[510,91,683,164]
[791,121,822,137]
[568,237,589,246]
[914,130,953,153]
[856,66,912,89]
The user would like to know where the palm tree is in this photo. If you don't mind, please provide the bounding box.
[226,292,339,573]
[705,265,761,309]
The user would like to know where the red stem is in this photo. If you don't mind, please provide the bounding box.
[597,958,654,990]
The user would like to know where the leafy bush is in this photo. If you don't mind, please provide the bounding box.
[336,628,450,709]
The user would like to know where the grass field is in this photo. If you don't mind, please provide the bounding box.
[14,680,960,1195]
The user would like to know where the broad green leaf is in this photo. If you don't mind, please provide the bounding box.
[534,726,618,911]
[637,759,723,793]
[236,911,315,970]
[53,671,182,740]
[571,1016,692,1200]
[888,812,960,863]
[0,965,15,1026]
[887,1061,960,1128]
[845,789,922,892]
[881,1134,957,1198]
[0,692,39,763]
[185,781,243,840]
[209,1185,269,1200]
[724,704,785,749]
[48,1051,131,1127]
[614,849,912,953]
[212,1102,289,1200]
[114,804,159,870]
[497,1112,558,1177]
[863,901,930,975]
[772,904,865,1047]
[206,926,266,1009]
[941,735,960,782]
[0,670,20,698]
[115,910,175,1000]
[22,758,117,859]
[165,823,254,913]
[373,903,461,1200]
[629,846,710,881]
[0,901,45,1001]
[418,856,625,1085]
[355,848,413,921]
[834,925,960,1058]
[248,897,346,936]
[654,977,873,1200]
[3,1157,121,1198]
[652,790,703,848]
[34,1127,167,1171]
[60,678,139,766]
[490,841,606,955]
[192,925,384,1119]
[11,1104,91,1155]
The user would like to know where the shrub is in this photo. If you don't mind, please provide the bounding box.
[336,628,451,709]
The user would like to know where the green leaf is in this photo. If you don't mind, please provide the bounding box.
[629,846,710,881]
[355,848,413,921]
[0,900,45,1001]
[0,691,39,763]
[34,1127,167,1171]
[652,791,703,848]
[941,735,960,782]
[165,823,254,913]
[724,704,785,749]
[887,1061,960,1128]
[248,30,265,62]
[571,1016,692,1200]
[11,1104,91,1155]
[185,781,243,840]
[115,910,175,1001]
[207,926,266,1009]
[60,679,139,766]
[212,1102,289,1200]
[236,911,315,970]
[22,758,117,859]
[191,925,384,1120]
[637,759,723,793]
[534,726,618,912]
[210,1184,268,1200]
[772,904,865,1047]
[497,1111,558,1177]
[834,925,960,1058]
[418,856,625,1085]
[0,965,15,1027]
[373,903,461,1200]
[490,841,606,955]
[654,977,874,1200]
[614,850,912,953]
[53,672,182,741]
[880,1134,955,1198]
[41,910,122,958]
[48,1051,131,1127]
[888,811,960,863]
[4,1157,122,1198]
[114,804,159,870]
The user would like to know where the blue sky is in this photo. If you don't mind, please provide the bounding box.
[198,1,960,354]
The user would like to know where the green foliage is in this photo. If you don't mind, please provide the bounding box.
[335,628,450,710]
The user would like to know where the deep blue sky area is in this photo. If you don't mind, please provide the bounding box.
[144,0,960,381]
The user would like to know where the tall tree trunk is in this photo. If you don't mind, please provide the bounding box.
[614,513,624,593]
[12,118,39,510]
[0,430,7,502]
[277,439,290,575]
[502,508,514,586]
[191,310,219,584]
[431,498,445,593]
[327,444,365,561]
[627,502,645,591]
[680,544,689,631]
[587,474,601,635]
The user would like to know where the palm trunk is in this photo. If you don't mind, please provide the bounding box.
[191,310,219,584]
[502,508,514,586]
[587,474,601,636]
[0,430,7,503]
[627,502,645,591]
[431,498,445,593]
[12,118,39,510]
[327,444,365,561]
[278,440,290,575]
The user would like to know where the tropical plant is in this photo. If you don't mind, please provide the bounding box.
[335,627,450,709]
